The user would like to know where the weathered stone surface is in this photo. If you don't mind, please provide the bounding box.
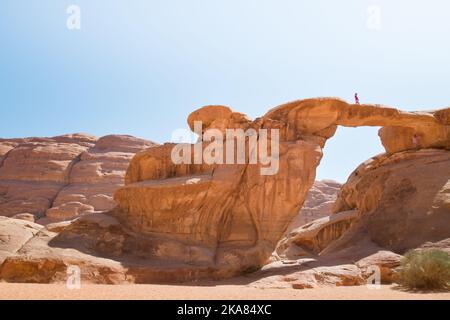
[0,214,241,283]
[47,135,156,222]
[0,180,64,218]
[0,141,88,183]
[273,210,358,260]
[289,264,365,288]
[333,149,450,252]
[0,221,127,284]
[0,141,19,167]
[11,213,36,222]
[115,106,323,273]
[0,134,156,221]
[287,180,341,230]
[356,251,402,283]
[253,260,365,289]
[0,98,449,285]
[418,238,450,254]
[264,98,450,153]
[0,135,92,218]
[0,216,43,264]
[111,98,450,278]
[187,105,251,133]
[45,220,73,233]
[270,180,342,262]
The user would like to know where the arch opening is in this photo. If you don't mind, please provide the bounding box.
[316,126,384,183]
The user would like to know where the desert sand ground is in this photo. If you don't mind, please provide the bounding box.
[0,283,449,300]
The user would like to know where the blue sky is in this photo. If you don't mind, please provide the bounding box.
[1,0,449,182]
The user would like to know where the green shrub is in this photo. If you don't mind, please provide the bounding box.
[396,249,450,290]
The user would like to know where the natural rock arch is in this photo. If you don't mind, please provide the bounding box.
[112,98,450,276]
[1,98,449,284]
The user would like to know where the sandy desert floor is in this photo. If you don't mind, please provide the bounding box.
[0,283,449,300]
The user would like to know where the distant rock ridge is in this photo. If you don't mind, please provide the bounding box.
[287,179,342,231]
[0,133,157,222]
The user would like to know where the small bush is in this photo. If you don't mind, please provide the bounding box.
[396,249,450,290]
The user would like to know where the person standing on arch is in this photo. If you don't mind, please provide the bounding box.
[354,93,360,105]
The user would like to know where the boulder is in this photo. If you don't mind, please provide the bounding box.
[333,149,450,252]
[0,222,127,284]
[274,210,358,260]
[253,261,365,289]
[0,216,43,264]
[356,251,402,283]
[111,98,450,277]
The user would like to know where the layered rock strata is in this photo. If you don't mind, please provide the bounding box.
[0,134,156,222]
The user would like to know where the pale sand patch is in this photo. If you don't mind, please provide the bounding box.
[0,283,449,300]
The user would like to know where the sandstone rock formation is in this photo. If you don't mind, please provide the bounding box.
[112,98,449,275]
[269,180,342,263]
[0,98,449,286]
[0,214,126,284]
[330,148,450,253]
[287,180,341,230]
[254,249,402,289]
[0,216,43,265]
[274,210,358,260]
[262,148,450,289]
[0,134,156,222]
[113,104,324,274]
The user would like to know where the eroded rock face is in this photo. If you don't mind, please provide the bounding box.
[264,180,342,263]
[264,149,449,289]
[0,135,94,218]
[356,251,402,284]
[332,149,450,253]
[274,210,358,260]
[1,98,449,285]
[0,134,156,221]
[0,216,127,284]
[46,135,156,222]
[264,98,450,153]
[287,180,341,230]
[0,216,43,265]
[253,263,365,289]
[112,98,450,277]
[114,103,324,274]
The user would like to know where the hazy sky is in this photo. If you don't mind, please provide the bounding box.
[1,1,449,182]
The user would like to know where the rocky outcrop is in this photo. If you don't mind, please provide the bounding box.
[356,251,402,284]
[0,134,156,222]
[255,249,402,289]
[287,180,341,230]
[274,210,358,260]
[114,103,324,275]
[0,98,449,285]
[263,148,450,289]
[331,149,450,253]
[253,263,366,289]
[264,99,450,152]
[45,135,156,223]
[271,180,342,260]
[0,216,127,284]
[0,216,43,265]
[263,148,449,289]
[110,98,450,278]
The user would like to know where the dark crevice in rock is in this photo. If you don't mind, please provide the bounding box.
[46,152,84,215]
[0,146,17,171]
